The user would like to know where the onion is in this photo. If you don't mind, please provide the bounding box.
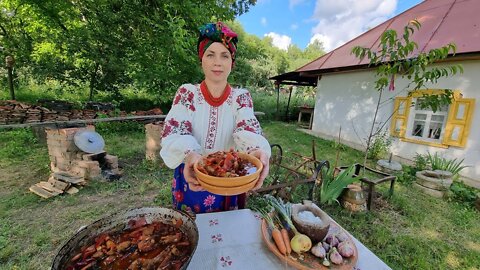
[290,233,312,254]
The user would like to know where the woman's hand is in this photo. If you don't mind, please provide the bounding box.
[249,149,270,190]
[184,152,205,192]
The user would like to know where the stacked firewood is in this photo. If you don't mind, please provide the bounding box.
[0,100,163,125]
[0,100,47,124]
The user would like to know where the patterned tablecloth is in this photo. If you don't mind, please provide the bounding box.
[187,209,391,270]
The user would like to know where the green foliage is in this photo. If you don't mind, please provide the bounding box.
[367,130,392,159]
[0,0,327,105]
[250,87,316,120]
[417,90,455,113]
[95,120,144,135]
[413,153,429,171]
[0,0,257,101]
[395,165,416,185]
[424,152,468,177]
[319,164,357,205]
[447,182,478,207]
[351,20,462,110]
[228,20,325,89]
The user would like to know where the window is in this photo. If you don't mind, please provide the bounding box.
[390,90,475,148]
[406,98,448,142]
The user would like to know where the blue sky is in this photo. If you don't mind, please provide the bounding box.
[237,0,423,51]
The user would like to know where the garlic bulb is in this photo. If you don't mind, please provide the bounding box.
[311,242,326,258]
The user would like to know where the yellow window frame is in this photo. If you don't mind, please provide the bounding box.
[390,89,475,148]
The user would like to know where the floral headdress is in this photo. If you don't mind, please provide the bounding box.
[197,22,238,63]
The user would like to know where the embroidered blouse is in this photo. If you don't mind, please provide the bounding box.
[160,83,271,169]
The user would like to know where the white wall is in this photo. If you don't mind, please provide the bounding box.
[312,59,480,187]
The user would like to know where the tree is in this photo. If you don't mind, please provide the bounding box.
[0,0,257,101]
[351,20,463,171]
[303,40,325,62]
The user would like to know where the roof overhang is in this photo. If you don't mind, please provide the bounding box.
[271,52,480,85]
[269,71,318,86]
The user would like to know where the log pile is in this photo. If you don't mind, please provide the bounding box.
[0,100,163,125]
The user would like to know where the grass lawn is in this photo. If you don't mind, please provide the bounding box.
[0,121,479,270]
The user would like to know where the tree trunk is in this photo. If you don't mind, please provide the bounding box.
[362,88,384,174]
[7,66,15,100]
[89,63,100,101]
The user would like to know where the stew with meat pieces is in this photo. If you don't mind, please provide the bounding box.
[65,217,192,270]
[197,150,256,177]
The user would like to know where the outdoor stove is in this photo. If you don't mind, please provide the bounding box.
[29,126,122,198]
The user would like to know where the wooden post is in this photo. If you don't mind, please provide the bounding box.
[145,122,164,162]
[285,86,293,122]
[5,56,15,100]
[275,81,280,120]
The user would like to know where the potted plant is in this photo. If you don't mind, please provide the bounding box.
[312,162,357,206]
[414,152,468,198]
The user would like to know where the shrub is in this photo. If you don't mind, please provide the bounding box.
[367,130,392,160]
[447,182,478,207]
[425,152,468,177]
[396,165,416,185]
[413,153,429,172]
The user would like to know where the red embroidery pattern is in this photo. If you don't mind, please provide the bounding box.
[205,106,219,149]
[226,90,234,105]
[209,219,219,226]
[196,84,205,104]
[161,118,193,138]
[173,87,196,112]
[211,233,223,243]
[236,92,253,109]
[220,256,233,267]
[235,119,261,134]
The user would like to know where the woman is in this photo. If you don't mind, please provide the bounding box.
[160,22,271,214]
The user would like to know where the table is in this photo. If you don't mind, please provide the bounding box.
[188,209,391,270]
[297,107,314,129]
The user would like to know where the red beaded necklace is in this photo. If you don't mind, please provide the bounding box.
[200,81,231,107]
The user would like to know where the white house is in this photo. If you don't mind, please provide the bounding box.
[272,0,480,188]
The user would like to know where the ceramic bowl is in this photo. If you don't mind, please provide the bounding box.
[194,152,263,188]
[197,178,257,196]
[291,203,330,243]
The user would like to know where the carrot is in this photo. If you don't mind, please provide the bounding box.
[272,227,287,255]
[281,228,291,255]
[252,207,287,256]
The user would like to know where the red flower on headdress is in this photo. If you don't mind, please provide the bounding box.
[222,26,237,38]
